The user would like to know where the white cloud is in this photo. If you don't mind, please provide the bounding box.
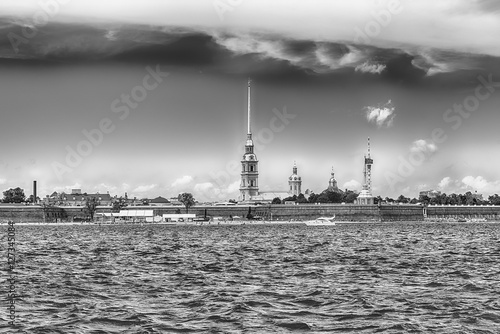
[401,186,411,195]
[226,180,240,194]
[105,30,118,41]
[355,62,386,74]
[94,183,117,193]
[438,177,452,190]
[461,176,500,193]
[433,176,500,195]
[342,179,361,190]
[194,180,240,201]
[133,184,157,193]
[365,100,395,128]
[194,182,214,193]
[410,139,438,154]
[417,184,429,191]
[0,178,6,185]
[171,175,193,187]
[53,182,82,193]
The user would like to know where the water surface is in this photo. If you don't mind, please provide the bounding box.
[1,222,499,333]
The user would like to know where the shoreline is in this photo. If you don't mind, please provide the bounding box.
[2,220,499,226]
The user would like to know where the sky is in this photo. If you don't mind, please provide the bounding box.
[1,0,500,201]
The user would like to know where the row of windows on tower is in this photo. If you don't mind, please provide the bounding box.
[242,165,257,172]
[242,180,257,187]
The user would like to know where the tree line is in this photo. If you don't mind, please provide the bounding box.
[272,189,359,204]
[4,186,500,208]
[378,192,500,206]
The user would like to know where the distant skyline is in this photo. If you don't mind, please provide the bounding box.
[1,0,500,201]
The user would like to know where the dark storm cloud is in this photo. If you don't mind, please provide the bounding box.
[0,17,499,87]
[468,0,500,13]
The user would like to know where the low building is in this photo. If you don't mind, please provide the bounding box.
[44,191,113,206]
[419,190,441,198]
[149,196,171,206]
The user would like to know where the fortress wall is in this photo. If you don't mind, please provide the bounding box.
[0,206,44,223]
[120,204,380,221]
[121,204,423,222]
[379,205,424,222]
[267,204,380,221]
[0,206,94,223]
[3,204,470,223]
[426,206,500,219]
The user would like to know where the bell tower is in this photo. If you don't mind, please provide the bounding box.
[288,161,302,196]
[239,79,259,201]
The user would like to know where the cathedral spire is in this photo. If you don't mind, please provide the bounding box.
[247,78,251,135]
[240,78,259,202]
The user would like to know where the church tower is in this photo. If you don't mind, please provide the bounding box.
[239,79,259,201]
[328,167,340,192]
[288,161,302,196]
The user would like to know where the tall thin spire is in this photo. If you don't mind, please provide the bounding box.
[367,137,371,158]
[247,78,251,135]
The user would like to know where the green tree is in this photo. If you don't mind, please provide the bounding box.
[112,196,128,212]
[271,197,282,204]
[437,193,448,205]
[488,194,500,205]
[283,195,297,202]
[84,197,100,221]
[27,194,41,204]
[464,191,474,205]
[326,190,343,203]
[342,190,359,203]
[308,193,319,203]
[418,194,430,205]
[3,187,26,203]
[397,195,410,203]
[448,193,459,205]
[296,193,308,203]
[317,193,330,203]
[178,193,195,213]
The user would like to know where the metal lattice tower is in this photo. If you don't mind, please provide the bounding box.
[364,137,374,192]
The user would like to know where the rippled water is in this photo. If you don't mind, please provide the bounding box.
[1,222,499,333]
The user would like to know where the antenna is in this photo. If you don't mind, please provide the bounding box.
[364,137,374,192]
[367,137,371,158]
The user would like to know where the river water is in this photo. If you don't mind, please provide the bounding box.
[1,222,499,333]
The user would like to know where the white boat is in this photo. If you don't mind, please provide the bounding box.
[304,216,336,226]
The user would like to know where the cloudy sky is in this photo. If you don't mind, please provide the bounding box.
[1,0,500,201]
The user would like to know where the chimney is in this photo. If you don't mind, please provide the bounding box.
[33,180,37,204]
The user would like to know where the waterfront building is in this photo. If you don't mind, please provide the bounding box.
[44,190,113,206]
